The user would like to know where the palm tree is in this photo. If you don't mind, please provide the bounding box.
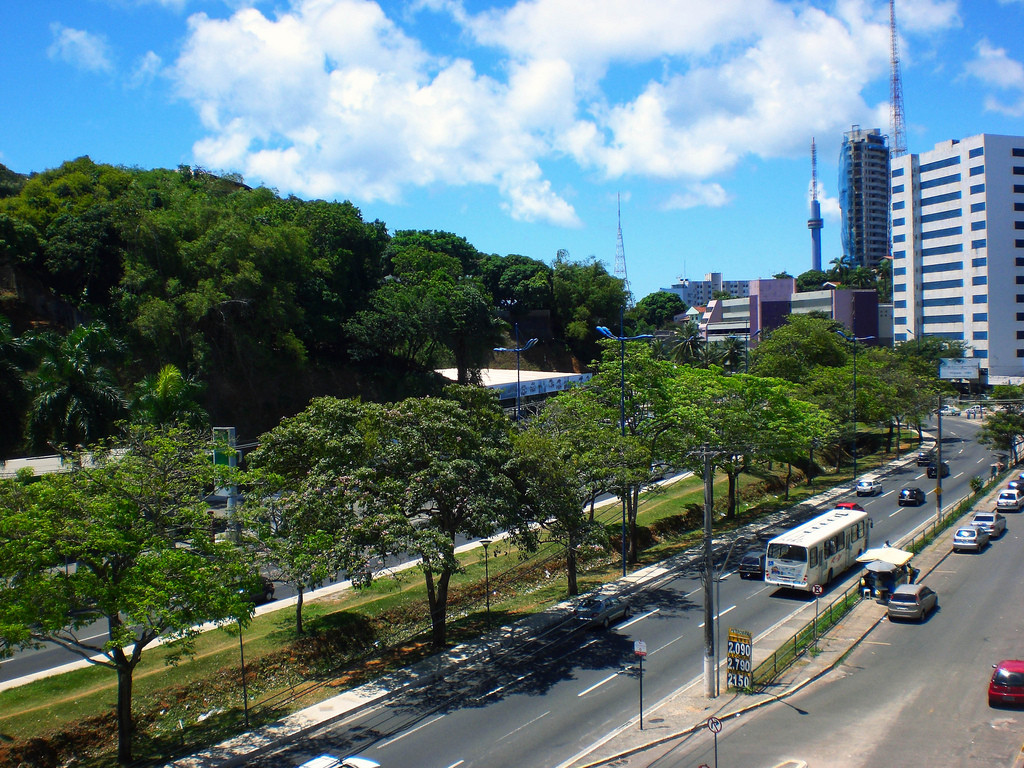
[721,335,747,373]
[0,316,31,458]
[27,323,129,452]
[132,364,208,428]
[669,321,703,364]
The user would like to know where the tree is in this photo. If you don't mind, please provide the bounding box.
[245,397,370,635]
[131,363,207,428]
[550,250,628,365]
[26,323,129,452]
[669,320,703,365]
[795,269,829,293]
[0,426,252,764]
[749,314,847,382]
[630,291,687,330]
[351,385,524,648]
[978,410,1024,464]
[0,316,31,458]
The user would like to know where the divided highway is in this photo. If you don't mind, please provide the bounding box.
[253,418,1001,768]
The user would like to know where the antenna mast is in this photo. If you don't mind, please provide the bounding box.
[808,138,823,272]
[614,193,634,307]
[889,0,907,158]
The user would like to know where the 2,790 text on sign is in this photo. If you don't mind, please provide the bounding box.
[726,628,753,690]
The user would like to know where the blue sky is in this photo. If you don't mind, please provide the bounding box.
[3,0,1024,302]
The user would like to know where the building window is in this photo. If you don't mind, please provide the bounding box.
[894,316,907,325]
[893,217,905,226]
[970,184,985,194]
[971,202,986,212]
[971,221,986,231]
[1018,312,1024,321]
[1019,332,1024,340]
[969,165,985,176]
[920,156,961,173]
[975,349,988,358]
[925,278,965,290]
[974,312,988,321]
[1014,148,1024,157]
[969,147,984,158]
[974,331,988,340]
[973,257,987,266]
[920,174,961,190]
[893,233,906,243]
[921,314,964,324]
[1018,240,1024,248]
[922,191,962,206]
[1017,258,1024,266]
[921,209,961,223]
[1016,185,1024,193]
[975,294,989,304]
[921,244,964,257]
[895,300,907,308]
[893,200,906,210]
[972,240,987,249]
[1018,276,1024,284]
[893,284,907,293]
[893,250,906,258]
[921,261,963,273]
[1015,166,1024,175]
[973,276,988,286]
[893,267,907,276]
[892,167,905,177]
[1016,202,1024,212]
[922,226,963,240]
[892,184,905,193]
[1018,294,1024,303]
[923,296,965,306]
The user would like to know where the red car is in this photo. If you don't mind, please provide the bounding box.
[989,660,1024,707]
[835,502,865,511]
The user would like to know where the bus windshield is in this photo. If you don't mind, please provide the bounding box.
[767,543,807,562]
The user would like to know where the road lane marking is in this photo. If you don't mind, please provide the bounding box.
[889,508,903,517]
[698,604,736,628]
[497,710,550,742]
[485,672,529,698]
[577,672,619,697]
[375,714,446,748]
[745,584,772,599]
[685,586,703,598]
[650,634,686,655]
[881,490,895,498]
[619,608,658,629]
[444,762,465,768]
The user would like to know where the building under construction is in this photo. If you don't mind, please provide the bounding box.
[839,126,891,270]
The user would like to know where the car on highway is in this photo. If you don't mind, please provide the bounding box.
[952,526,989,553]
[927,461,950,479]
[938,404,961,416]
[989,660,1024,708]
[574,596,631,629]
[996,489,1024,511]
[897,487,926,506]
[971,511,1007,538]
[738,550,766,580]
[886,583,938,622]
[855,478,883,496]
[298,756,380,768]
[835,501,865,511]
[916,447,935,466]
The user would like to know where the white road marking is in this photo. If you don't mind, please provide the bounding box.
[375,714,446,749]
[497,710,550,742]
[577,672,619,697]
[650,633,686,656]
[619,608,658,629]
[745,584,772,599]
[699,604,736,628]
[889,508,903,517]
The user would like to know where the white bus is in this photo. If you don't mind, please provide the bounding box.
[764,508,871,591]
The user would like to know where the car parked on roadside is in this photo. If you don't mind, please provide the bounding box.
[927,461,950,479]
[996,489,1024,511]
[971,511,1007,538]
[989,660,1024,708]
[886,583,938,622]
[574,596,631,629]
[952,526,989,553]
[897,487,926,506]
[738,550,766,580]
[856,478,883,496]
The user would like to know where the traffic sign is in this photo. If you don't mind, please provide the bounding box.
[707,716,723,733]
[811,583,824,596]
[633,640,647,657]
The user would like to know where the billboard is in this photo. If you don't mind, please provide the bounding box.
[939,358,980,380]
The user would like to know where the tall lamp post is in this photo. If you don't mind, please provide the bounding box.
[480,538,492,629]
[597,308,654,576]
[494,323,538,422]
[835,330,875,478]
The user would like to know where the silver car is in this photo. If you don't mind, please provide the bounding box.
[953,526,989,553]
[971,511,1007,539]
[887,583,939,622]
[574,596,631,629]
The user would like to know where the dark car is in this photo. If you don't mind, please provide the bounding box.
[898,487,926,506]
[927,461,950,479]
[574,596,631,629]
[738,550,766,580]
[989,660,1024,707]
[238,575,275,605]
[916,448,935,467]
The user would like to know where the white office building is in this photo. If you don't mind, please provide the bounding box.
[891,133,1024,384]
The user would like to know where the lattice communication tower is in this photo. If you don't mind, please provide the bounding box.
[613,193,634,308]
[889,0,907,158]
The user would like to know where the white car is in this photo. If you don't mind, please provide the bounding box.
[856,479,883,497]
[996,489,1024,511]
[938,405,961,416]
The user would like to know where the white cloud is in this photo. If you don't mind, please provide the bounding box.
[129,51,163,88]
[662,183,732,211]
[169,0,959,224]
[47,23,114,73]
[964,39,1024,116]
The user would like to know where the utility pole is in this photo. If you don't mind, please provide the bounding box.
[702,447,716,698]
[935,396,943,518]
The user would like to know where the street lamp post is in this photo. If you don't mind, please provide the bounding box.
[494,323,538,423]
[835,330,875,478]
[597,308,654,577]
[480,538,492,629]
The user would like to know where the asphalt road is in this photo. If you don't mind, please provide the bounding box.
[251,417,1004,768]
[640,477,1024,767]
